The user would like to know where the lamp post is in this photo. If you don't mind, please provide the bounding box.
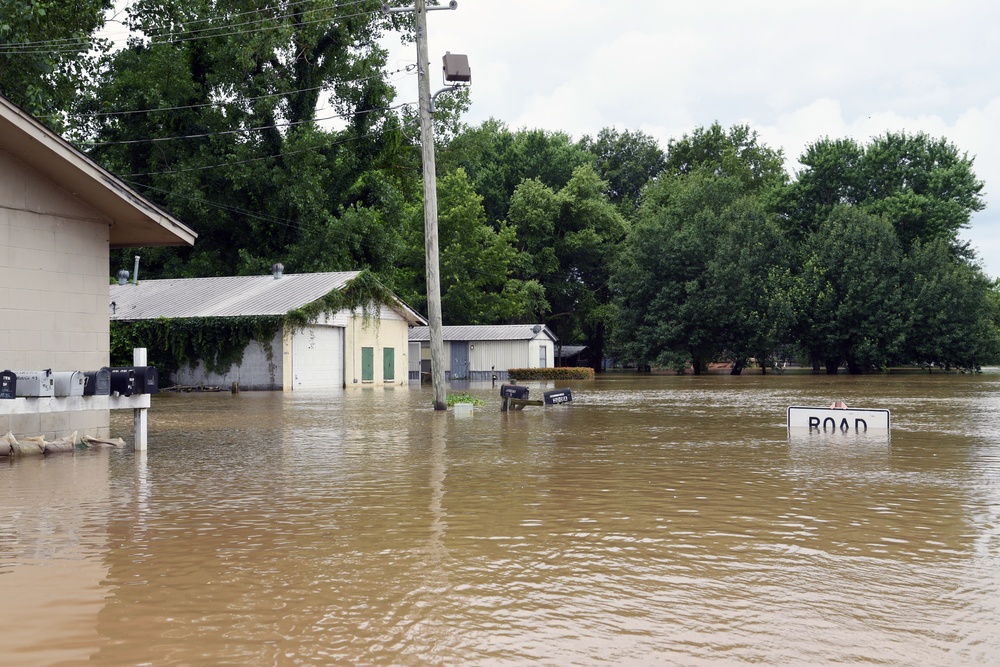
[382,1,468,411]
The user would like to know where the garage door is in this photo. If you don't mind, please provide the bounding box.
[291,326,344,389]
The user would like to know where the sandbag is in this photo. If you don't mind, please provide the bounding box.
[43,441,75,454]
[11,440,43,456]
[0,441,10,456]
[82,435,126,448]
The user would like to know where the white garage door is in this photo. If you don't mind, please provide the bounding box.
[291,326,344,389]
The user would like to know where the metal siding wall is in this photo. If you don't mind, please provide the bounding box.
[470,341,528,372]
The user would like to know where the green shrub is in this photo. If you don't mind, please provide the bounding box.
[447,393,485,407]
[507,367,595,381]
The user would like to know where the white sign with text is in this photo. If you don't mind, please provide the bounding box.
[787,406,891,432]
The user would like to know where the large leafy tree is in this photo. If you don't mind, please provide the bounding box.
[792,206,905,374]
[439,121,593,227]
[578,127,666,217]
[78,0,420,278]
[395,169,546,325]
[899,240,1000,369]
[785,132,984,251]
[612,173,789,374]
[506,165,627,370]
[664,121,786,192]
[0,0,111,119]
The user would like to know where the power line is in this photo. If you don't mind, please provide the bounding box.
[122,126,389,177]
[59,64,415,120]
[121,177,306,230]
[0,3,381,56]
[79,100,412,147]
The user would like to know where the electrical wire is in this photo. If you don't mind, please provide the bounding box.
[58,64,414,120]
[78,100,412,147]
[0,3,384,56]
[122,125,389,177]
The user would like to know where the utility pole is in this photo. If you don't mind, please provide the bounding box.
[414,0,447,411]
[383,0,463,411]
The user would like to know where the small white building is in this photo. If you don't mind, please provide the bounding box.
[110,270,426,390]
[408,324,558,381]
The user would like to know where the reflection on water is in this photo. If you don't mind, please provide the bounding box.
[2,374,999,666]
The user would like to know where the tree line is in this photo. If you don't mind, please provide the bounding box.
[2,0,997,373]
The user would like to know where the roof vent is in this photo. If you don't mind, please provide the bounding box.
[117,270,130,286]
[272,263,284,279]
[532,325,542,334]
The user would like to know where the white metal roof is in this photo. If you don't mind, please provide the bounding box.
[408,324,557,343]
[111,272,426,325]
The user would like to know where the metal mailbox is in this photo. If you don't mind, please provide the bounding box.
[135,366,159,394]
[0,370,15,399]
[52,371,86,397]
[14,370,54,397]
[500,384,530,400]
[108,367,135,396]
[83,368,111,396]
[109,366,159,395]
[543,388,573,405]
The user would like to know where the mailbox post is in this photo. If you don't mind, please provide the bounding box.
[133,348,148,451]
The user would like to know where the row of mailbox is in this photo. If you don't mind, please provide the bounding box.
[0,367,159,399]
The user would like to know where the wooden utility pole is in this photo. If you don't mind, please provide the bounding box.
[414,0,448,411]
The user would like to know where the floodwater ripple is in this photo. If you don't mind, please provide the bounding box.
[1,374,999,666]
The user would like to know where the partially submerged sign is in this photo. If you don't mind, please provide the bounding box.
[787,406,890,432]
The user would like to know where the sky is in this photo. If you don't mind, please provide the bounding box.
[379,0,1000,277]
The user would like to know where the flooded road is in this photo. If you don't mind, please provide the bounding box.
[2,373,999,666]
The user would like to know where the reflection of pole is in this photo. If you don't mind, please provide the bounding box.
[415,0,448,410]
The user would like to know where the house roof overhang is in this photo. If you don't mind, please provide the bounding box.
[0,95,197,248]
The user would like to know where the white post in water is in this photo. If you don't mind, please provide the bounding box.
[133,347,148,451]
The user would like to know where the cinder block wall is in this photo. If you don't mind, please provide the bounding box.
[0,149,112,437]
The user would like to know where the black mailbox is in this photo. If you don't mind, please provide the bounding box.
[109,366,159,394]
[135,366,159,394]
[108,368,135,396]
[543,388,573,405]
[0,370,15,399]
[500,384,530,399]
[83,368,111,396]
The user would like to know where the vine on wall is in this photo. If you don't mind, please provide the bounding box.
[111,271,402,381]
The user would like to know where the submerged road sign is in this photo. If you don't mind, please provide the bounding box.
[787,406,890,432]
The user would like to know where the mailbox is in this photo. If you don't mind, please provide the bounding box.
[108,367,135,396]
[14,370,54,397]
[543,388,573,405]
[109,366,159,394]
[83,368,111,396]
[135,366,159,394]
[500,384,530,400]
[0,370,15,399]
[52,371,86,397]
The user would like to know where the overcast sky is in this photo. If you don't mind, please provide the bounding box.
[381,0,1000,277]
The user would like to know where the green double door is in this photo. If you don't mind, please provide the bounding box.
[361,347,394,382]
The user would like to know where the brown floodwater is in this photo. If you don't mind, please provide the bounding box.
[1,372,999,666]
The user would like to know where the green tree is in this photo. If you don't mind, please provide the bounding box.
[664,121,786,192]
[506,165,627,370]
[578,127,666,216]
[792,206,905,374]
[612,173,787,374]
[785,132,984,251]
[81,0,418,278]
[395,169,546,325]
[0,0,111,119]
[899,240,1000,369]
[439,121,593,227]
